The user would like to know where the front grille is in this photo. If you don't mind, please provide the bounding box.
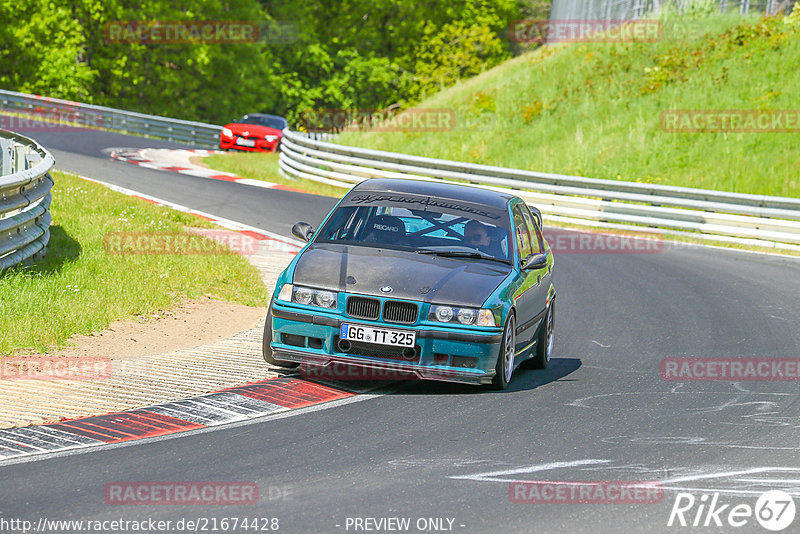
[346,296,381,320]
[383,301,418,324]
[336,336,420,361]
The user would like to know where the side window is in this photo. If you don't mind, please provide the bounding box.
[512,204,532,262]
[521,205,544,254]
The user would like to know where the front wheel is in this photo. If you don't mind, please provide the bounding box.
[262,304,299,368]
[491,312,516,390]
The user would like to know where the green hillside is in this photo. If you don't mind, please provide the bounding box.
[337,11,800,198]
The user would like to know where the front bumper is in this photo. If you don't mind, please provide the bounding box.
[270,305,503,386]
[220,136,279,153]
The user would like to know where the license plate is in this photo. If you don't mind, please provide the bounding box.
[235,137,256,147]
[340,323,416,347]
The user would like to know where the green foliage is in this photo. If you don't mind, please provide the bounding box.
[413,21,509,101]
[0,2,95,99]
[338,14,800,198]
[0,172,268,354]
[0,0,524,125]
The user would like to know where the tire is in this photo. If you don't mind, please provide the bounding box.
[262,304,299,368]
[491,312,516,390]
[529,301,554,370]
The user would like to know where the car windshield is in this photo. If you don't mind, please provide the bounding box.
[238,115,286,129]
[315,200,511,262]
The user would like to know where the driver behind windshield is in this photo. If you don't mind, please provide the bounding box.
[463,220,503,257]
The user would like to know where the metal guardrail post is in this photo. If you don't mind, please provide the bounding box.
[0,129,55,269]
[0,138,11,175]
[13,144,27,171]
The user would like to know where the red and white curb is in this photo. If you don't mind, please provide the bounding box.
[0,174,375,461]
[0,378,358,461]
[77,173,303,254]
[108,148,311,193]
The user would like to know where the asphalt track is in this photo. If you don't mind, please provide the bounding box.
[2,119,800,533]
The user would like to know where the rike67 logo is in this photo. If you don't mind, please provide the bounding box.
[668,490,796,531]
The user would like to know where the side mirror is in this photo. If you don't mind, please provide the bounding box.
[292,222,315,242]
[529,206,543,229]
[522,253,548,271]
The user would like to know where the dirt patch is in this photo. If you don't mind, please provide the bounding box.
[189,155,211,169]
[42,297,267,360]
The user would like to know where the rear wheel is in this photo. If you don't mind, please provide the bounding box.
[491,313,516,390]
[529,301,554,370]
[262,304,299,368]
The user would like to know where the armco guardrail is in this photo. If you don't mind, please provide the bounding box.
[0,89,221,148]
[279,129,800,251]
[0,129,54,269]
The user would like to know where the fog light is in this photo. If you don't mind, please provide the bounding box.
[452,356,478,368]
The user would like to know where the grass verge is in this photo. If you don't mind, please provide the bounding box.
[0,171,268,355]
[202,152,349,198]
[336,13,800,198]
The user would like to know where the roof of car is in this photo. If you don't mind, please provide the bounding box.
[350,178,515,210]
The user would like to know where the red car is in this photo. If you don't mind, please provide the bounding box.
[220,113,287,152]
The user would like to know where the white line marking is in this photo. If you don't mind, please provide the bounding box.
[236,178,280,189]
[449,459,611,482]
[735,478,800,484]
[662,467,800,485]
[660,486,800,497]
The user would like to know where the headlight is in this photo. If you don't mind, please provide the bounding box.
[435,306,454,322]
[429,305,496,327]
[315,291,336,308]
[295,287,314,305]
[265,135,278,142]
[276,284,337,309]
[222,127,233,137]
[457,308,476,325]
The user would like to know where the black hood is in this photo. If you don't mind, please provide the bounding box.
[292,244,511,308]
